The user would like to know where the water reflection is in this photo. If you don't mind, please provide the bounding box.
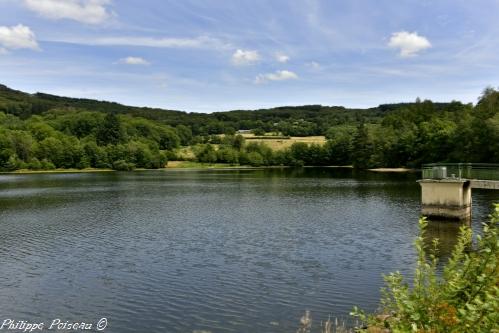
[424,219,470,261]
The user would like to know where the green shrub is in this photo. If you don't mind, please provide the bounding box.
[217,147,239,164]
[252,128,265,136]
[5,154,24,170]
[246,151,264,166]
[193,144,217,163]
[352,204,499,333]
[40,158,55,170]
[27,158,42,170]
[112,159,135,171]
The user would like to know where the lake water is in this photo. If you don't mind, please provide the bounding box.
[0,168,497,332]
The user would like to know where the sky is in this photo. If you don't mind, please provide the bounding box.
[0,0,498,113]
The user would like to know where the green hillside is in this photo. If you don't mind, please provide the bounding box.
[0,84,497,171]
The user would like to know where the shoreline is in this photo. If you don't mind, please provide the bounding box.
[0,168,115,174]
[1,164,419,175]
[368,167,418,173]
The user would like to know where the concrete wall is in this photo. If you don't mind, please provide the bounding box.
[471,180,499,190]
[418,179,471,220]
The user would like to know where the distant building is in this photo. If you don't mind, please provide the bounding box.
[237,129,252,134]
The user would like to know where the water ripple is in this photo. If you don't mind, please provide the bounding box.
[0,169,496,332]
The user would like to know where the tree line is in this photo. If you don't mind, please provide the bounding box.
[0,84,497,171]
[0,84,457,137]
[193,88,499,168]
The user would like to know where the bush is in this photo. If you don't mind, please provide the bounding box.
[5,154,24,171]
[151,151,168,168]
[217,147,239,164]
[194,144,217,163]
[83,141,109,168]
[246,151,264,166]
[27,158,42,170]
[40,158,55,170]
[252,128,266,136]
[352,204,499,333]
[165,150,177,161]
[112,159,135,171]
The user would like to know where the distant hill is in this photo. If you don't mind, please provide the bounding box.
[0,83,193,120]
[0,83,460,135]
[1,83,496,171]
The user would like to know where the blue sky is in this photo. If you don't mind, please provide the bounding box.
[0,0,498,112]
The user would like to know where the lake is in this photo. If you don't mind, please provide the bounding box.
[0,168,496,332]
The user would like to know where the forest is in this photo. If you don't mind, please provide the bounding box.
[0,84,498,171]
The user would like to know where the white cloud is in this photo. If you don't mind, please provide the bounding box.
[388,31,431,57]
[275,52,290,63]
[98,36,220,48]
[50,35,229,50]
[255,70,298,84]
[23,0,112,25]
[231,49,260,65]
[119,56,149,65]
[0,24,39,53]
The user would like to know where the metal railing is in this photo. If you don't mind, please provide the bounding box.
[422,163,499,181]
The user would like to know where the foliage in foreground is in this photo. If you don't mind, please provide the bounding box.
[352,204,499,333]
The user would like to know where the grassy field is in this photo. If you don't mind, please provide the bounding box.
[176,147,197,160]
[166,161,252,169]
[174,135,327,160]
[241,134,327,150]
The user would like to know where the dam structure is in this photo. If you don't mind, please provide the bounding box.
[418,163,499,221]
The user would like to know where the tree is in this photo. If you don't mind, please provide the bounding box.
[36,137,63,167]
[27,120,57,141]
[290,142,309,165]
[245,151,264,166]
[475,86,499,119]
[0,129,13,168]
[485,114,499,162]
[176,125,193,146]
[217,147,239,164]
[252,128,265,136]
[96,113,124,146]
[194,144,217,163]
[82,141,109,168]
[233,134,245,150]
[351,123,372,168]
[9,130,34,162]
[325,125,356,165]
[158,127,180,150]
